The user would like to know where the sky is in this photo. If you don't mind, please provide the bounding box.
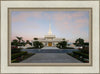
[11,11,89,43]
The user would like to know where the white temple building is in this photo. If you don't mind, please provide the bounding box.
[32,24,68,47]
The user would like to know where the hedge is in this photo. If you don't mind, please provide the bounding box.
[11,51,27,60]
[73,51,89,59]
[11,48,21,54]
[79,49,89,54]
[11,59,18,63]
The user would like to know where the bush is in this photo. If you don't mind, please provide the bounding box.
[73,51,89,59]
[11,51,27,60]
[62,47,74,49]
[11,53,35,63]
[79,49,89,54]
[56,41,67,49]
[27,47,34,49]
[66,47,74,49]
[11,49,21,54]
[33,41,44,48]
[11,48,21,54]
[11,59,18,63]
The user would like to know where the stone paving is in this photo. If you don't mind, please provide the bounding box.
[20,53,82,63]
[42,46,59,49]
[21,49,79,53]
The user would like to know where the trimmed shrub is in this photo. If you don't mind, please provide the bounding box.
[27,47,34,49]
[73,51,89,59]
[11,59,18,63]
[11,51,27,60]
[79,49,89,54]
[63,47,74,49]
[11,48,21,54]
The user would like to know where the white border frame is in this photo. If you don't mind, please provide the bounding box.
[1,1,99,73]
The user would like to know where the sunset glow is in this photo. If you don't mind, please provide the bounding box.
[11,11,89,43]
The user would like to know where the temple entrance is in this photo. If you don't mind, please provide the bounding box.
[48,42,52,46]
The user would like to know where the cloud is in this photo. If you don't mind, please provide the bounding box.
[11,11,89,42]
[50,12,88,21]
[12,12,43,23]
[52,12,89,34]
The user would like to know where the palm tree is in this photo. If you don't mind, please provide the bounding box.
[16,36,22,43]
[21,40,26,46]
[26,40,32,46]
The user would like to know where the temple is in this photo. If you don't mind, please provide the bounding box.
[32,24,67,47]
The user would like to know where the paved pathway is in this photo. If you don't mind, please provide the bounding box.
[20,53,82,63]
[42,46,59,49]
[21,49,79,53]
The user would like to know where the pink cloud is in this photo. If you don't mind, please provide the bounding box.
[12,12,43,23]
[53,20,88,37]
[22,22,40,29]
[50,12,87,21]
[11,11,89,42]
[72,12,85,17]
[75,19,88,24]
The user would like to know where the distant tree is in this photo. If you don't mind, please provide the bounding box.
[75,38,84,46]
[29,43,32,46]
[84,42,89,46]
[34,38,38,40]
[11,39,18,46]
[62,38,65,41]
[21,40,26,46]
[12,36,26,46]
[25,40,32,46]
[67,44,70,46]
[56,41,67,49]
[33,41,44,48]
[26,40,30,44]
[39,42,44,48]
[16,36,22,43]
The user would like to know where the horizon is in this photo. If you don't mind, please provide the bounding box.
[11,11,89,43]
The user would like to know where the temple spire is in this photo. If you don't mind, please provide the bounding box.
[48,24,52,35]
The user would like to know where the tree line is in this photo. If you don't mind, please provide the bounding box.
[11,36,89,49]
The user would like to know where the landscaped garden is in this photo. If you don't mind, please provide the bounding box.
[56,38,89,63]
[67,38,89,63]
[68,47,89,63]
[26,41,44,49]
[11,47,35,63]
[11,36,36,63]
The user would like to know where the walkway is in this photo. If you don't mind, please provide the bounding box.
[42,46,59,49]
[21,49,79,53]
[20,53,82,63]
